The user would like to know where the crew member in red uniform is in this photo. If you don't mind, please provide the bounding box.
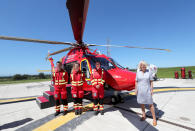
[70,63,85,115]
[49,58,69,116]
[91,61,106,115]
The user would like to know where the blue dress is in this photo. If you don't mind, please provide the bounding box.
[136,69,154,104]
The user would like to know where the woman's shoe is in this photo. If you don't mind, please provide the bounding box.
[153,120,157,126]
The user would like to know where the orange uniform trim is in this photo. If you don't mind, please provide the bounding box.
[54,72,68,86]
[71,72,84,86]
[91,69,105,86]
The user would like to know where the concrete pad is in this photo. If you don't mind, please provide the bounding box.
[153,78,195,87]
[159,91,195,128]
[1,79,195,131]
[145,120,190,131]
[115,91,175,119]
[0,101,50,131]
[73,79,195,131]
[74,90,195,131]
[74,108,156,131]
[0,100,74,131]
[0,81,50,99]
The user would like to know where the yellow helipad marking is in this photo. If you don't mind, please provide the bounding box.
[129,92,135,95]
[33,103,93,131]
[0,97,36,103]
[153,88,195,93]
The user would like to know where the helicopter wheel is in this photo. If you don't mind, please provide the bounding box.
[111,95,124,104]
[111,96,118,105]
[117,94,124,103]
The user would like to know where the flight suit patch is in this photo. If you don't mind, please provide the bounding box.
[55,94,58,98]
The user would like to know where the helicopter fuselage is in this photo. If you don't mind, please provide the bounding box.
[61,47,136,92]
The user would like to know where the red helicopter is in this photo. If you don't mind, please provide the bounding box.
[0,0,170,108]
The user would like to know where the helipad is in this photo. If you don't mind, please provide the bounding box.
[0,79,195,131]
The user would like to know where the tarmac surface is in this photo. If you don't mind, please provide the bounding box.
[0,78,195,131]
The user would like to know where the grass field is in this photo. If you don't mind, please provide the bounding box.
[157,66,195,78]
[0,79,51,85]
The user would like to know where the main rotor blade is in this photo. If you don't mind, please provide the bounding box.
[0,36,73,45]
[47,47,73,59]
[87,44,171,52]
[66,0,89,43]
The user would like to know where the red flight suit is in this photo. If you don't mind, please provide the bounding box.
[91,68,105,111]
[70,70,85,112]
[53,70,68,100]
[49,58,69,112]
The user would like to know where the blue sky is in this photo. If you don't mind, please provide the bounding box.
[0,0,195,76]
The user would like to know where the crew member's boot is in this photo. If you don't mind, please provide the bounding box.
[74,98,79,115]
[62,99,68,116]
[78,104,83,115]
[63,105,68,115]
[80,104,83,115]
[94,105,99,115]
[99,105,104,115]
[93,99,99,115]
[54,100,60,116]
[74,103,79,115]
[78,98,83,115]
[99,99,104,115]
[54,106,60,116]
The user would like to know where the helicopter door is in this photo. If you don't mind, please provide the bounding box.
[80,59,91,79]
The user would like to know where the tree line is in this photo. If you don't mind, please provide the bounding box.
[0,73,51,81]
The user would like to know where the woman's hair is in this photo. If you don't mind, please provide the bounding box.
[138,61,148,70]
[71,62,80,73]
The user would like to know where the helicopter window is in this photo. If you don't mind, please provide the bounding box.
[81,60,90,79]
[90,57,115,70]
[109,58,125,69]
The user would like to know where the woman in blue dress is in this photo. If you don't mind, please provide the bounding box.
[135,61,157,126]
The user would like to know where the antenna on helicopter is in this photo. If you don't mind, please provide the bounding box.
[107,38,111,57]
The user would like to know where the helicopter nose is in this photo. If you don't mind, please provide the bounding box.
[128,71,136,87]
